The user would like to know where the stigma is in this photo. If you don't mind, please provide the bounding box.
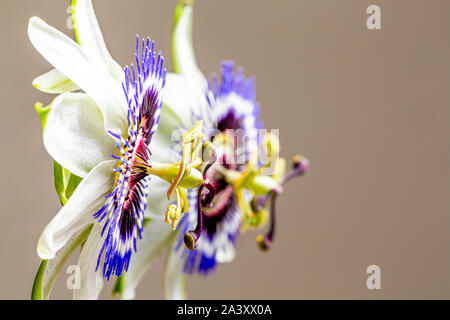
[255,155,309,251]
[183,143,217,251]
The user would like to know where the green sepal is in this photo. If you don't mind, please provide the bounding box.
[70,0,81,45]
[171,0,191,74]
[35,102,50,133]
[53,161,82,206]
[34,101,83,205]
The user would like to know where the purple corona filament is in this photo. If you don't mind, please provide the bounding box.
[94,36,166,280]
[207,61,263,166]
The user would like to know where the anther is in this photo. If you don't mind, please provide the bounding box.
[165,204,177,225]
[257,234,271,251]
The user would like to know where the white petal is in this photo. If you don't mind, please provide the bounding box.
[163,239,187,300]
[28,17,126,135]
[163,73,208,129]
[215,240,236,264]
[144,177,172,219]
[73,223,104,300]
[43,92,115,178]
[40,225,93,299]
[149,134,177,164]
[37,160,116,260]
[32,68,79,94]
[72,0,124,82]
[120,218,175,300]
[149,105,183,164]
[172,0,206,88]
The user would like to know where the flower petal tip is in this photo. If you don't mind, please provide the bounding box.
[37,245,55,260]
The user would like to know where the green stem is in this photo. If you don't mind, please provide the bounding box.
[31,260,48,300]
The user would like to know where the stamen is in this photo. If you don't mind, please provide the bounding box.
[233,150,258,191]
[167,141,190,199]
[167,121,203,199]
[165,204,177,225]
[164,188,185,230]
[260,131,280,169]
[201,140,217,180]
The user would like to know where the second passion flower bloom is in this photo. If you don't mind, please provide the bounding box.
[28,0,205,299]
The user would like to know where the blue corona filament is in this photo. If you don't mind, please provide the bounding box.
[94,36,166,280]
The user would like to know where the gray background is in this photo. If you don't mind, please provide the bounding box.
[1,0,450,299]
